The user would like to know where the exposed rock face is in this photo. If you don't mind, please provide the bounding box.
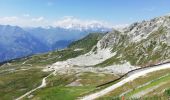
[68,14,170,67]
[48,14,170,75]
[125,15,170,43]
[98,15,170,66]
[98,30,124,49]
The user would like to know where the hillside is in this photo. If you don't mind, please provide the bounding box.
[0,15,170,100]
[0,25,49,62]
[0,25,110,62]
[68,33,104,53]
[0,32,105,100]
[96,15,170,67]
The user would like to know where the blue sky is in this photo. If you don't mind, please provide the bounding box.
[0,0,170,27]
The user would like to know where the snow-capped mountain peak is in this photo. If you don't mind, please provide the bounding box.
[53,17,113,31]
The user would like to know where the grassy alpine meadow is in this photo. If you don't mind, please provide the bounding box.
[126,73,170,98]
[0,67,50,100]
[0,33,104,100]
[22,72,118,100]
[143,79,170,98]
[0,49,83,100]
[29,86,94,100]
[97,69,170,100]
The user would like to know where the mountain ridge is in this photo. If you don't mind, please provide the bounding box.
[0,24,110,62]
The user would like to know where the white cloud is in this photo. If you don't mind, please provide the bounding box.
[0,16,50,27]
[0,16,18,22]
[31,17,45,22]
[0,16,19,25]
[0,16,128,29]
[53,16,114,30]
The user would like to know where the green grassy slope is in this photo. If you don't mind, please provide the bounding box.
[68,33,104,53]
[98,69,170,100]
[28,72,118,100]
[0,32,105,100]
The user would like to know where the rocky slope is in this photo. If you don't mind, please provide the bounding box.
[96,15,170,67]
[47,15,170,76]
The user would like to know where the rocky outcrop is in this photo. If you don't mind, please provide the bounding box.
[96,15,170,67]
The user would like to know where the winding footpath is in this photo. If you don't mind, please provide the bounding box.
[15,72,54,100]
[81,63,170,100]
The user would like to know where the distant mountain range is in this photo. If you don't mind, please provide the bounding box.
[0,25,111,62]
